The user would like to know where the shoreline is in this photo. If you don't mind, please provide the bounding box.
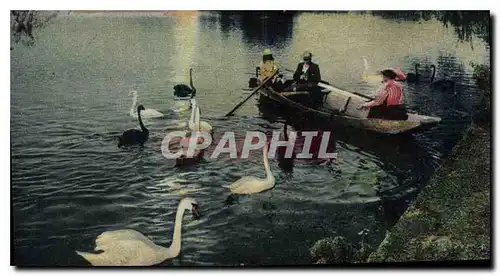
[367,123,491,263]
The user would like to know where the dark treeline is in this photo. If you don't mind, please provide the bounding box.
[10,10,58,47]
[371,11,490,46]
[215,11,490,47]
[217,11,295,45]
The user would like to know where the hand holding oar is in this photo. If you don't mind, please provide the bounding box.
[225,71,277,117]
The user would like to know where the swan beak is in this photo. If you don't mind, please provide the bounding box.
[191,204,200,219]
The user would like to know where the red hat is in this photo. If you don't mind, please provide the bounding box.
[391,68,406,81]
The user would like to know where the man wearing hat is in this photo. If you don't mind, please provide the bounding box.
[286,51,322,106]
[359,69,408,120]
[292,51,321,87]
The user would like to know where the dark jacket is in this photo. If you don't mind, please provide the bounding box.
[293,62,321,84]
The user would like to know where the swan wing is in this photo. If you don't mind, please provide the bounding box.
[80,239,161,266]
[122,129,143,137]
[228,176,262,194]
[174,102,191,112]
[142,108,164,118]
[200,121,213,132]
[95,229,156,251]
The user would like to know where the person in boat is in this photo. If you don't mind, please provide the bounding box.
[259,49,279,83]
[250,49,287,91]
[391,68,407,82]
[359,69,409,120]
[291,51,321,90]
[282,51,323,106]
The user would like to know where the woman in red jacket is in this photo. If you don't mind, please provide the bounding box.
[360,69,408,120]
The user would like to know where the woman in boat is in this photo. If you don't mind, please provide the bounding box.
[259,49,279,83]
[359,69,409,120]
[249,49,284,90]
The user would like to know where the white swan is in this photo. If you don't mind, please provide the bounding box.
[75,198,199,266]
[362,57,383,83]
[180,105,204,150]
[129,90,165,119]
[173,98,192,113]
[188,98,213,132]
[225,143,275,194]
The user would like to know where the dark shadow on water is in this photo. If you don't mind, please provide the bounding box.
[224,194,240,206]
[216,11,296,46]
[379,195,414,229]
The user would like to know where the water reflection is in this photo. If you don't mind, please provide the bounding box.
[11,11,490,266]
[217,11,295,47]
[171,11,200,83]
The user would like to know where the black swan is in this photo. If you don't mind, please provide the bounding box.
[248,67,260,88]
[173,68,196,98]
[118,105,149,148]
[405,63,420,83]
[430,65,456,94]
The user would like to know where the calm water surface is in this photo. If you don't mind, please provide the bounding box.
[11,11,489,266]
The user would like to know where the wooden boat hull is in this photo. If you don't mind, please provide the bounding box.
[259,84,441,135]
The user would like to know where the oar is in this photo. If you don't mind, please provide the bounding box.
[279,91,310,96]
[318,82,374,101]
[283,67,375,100]
[225,72,277,117]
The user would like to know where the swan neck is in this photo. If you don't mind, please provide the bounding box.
[138,109,148,132]
[431,66,436,82]
[189,69,196,97]
[189,100,196,125]
[363,57,369,71]
[195,106,201,131]
[168,204,186,258]
[263,145,273,181]
[130,93,138,114]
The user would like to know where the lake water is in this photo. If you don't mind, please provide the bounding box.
[11,11,489,266]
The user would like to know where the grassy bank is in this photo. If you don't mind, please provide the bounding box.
[368,123,491,262]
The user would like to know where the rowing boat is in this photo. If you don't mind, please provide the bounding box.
[258,83,442,135]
